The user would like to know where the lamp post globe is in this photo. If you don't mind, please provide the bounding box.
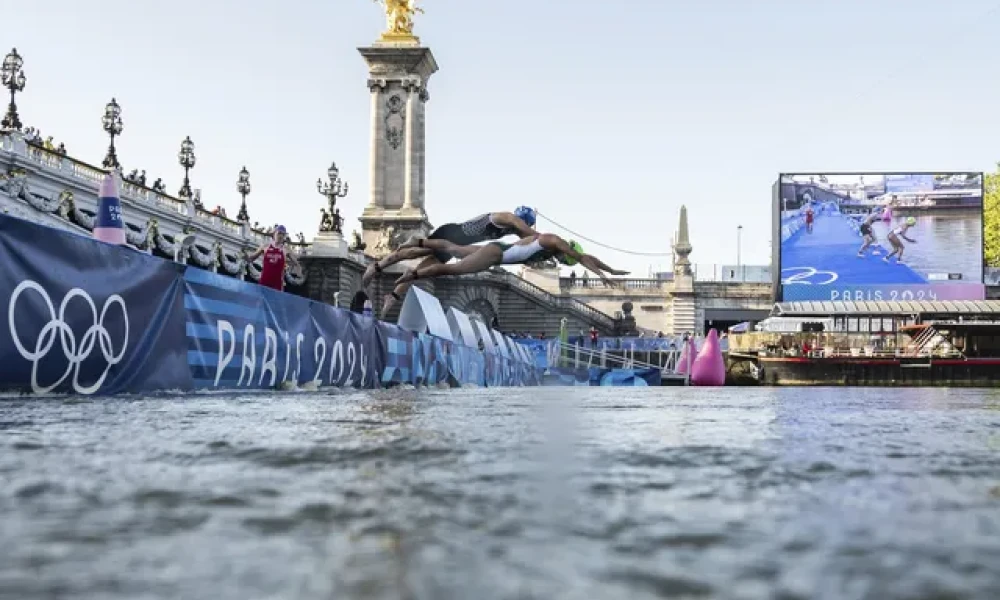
[177,136,197,202]
[317,161,349,233]
[1,48,27,131]
[101,97,124,168]
[236,166,251,222]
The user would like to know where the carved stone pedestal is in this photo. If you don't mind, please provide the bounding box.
[357,44,438,258]
[310,231,349,258]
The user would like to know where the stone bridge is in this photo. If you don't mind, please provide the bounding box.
[515,268,773,334]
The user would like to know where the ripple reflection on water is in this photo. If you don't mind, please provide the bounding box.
[1,387,999,599]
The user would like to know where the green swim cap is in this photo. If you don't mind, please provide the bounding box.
[560,240,584,266]
[906,216,916,226]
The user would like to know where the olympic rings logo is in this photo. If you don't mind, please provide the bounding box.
[781,267,839,285]
[8,280,129,395]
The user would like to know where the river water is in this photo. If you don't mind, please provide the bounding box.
[2,387,999,600]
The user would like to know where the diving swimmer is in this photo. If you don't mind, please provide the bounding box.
[392,233,629,287]
[361,207,538,314]
[883,217,917,264]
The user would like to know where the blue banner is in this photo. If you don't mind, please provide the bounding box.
[183,268,385,390]
[0,215,187,394]
[0,215,543,396]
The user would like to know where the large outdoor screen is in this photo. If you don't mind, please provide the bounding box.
[776,173,984,302]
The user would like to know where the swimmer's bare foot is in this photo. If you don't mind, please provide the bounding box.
[361,261,382,288]
[395,268,418,286]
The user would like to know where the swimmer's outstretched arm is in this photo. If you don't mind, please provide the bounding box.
[542,235,629,277]
[584,254,628,276]
[491,211,538,238]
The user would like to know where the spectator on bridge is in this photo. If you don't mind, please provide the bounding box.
[246,225,299,292]
[569,271,577,286]
[589,327,598,348]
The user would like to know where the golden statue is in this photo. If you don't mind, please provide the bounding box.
[374,0,423,39]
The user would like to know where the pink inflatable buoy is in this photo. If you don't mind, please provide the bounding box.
[690,329,726,386]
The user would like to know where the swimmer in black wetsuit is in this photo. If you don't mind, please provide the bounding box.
[857,210,880,257]
[362,207,538,314]
[393,233,629,287]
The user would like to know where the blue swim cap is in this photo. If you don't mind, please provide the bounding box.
[514,206,536,227]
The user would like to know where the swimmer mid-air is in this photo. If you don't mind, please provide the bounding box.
[392,233,629,287]
[883,217,917,264]
[361,207,538,314]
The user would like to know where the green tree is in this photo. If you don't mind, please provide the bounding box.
[986,165,1000,268]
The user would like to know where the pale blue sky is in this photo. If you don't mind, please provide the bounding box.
[8,0,1000,275]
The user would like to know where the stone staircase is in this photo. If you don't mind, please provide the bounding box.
[367,266,619,335]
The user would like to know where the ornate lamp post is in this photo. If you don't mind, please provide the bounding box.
[177,136,197,205]
[1,48,27,131]
[101,98,123,168]
[236,166,251,222]
[317,162,348,233]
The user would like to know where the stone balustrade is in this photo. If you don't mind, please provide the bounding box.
[0,131,348,287]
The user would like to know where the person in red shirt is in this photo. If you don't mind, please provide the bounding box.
[246,225,299,292]
[804,205,815,234]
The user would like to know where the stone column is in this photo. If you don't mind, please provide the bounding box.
[402,79,419,210]
[418,88,429,209]
[368,79,386,208]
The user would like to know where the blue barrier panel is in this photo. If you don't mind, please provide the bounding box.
[0,215,547,394]
[183,267,384,390]
[0,215,188,394]
[543,366,660,387]
[518,339,552,369]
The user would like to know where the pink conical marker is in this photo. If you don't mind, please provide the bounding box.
[93,173,127,245]
[690,329,726,386]
[881,205,893,224]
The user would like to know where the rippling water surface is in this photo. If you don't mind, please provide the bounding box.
[2,387,1000,600]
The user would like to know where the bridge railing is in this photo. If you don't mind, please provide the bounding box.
[561,278,666,290]
[544,339,686,379]
[4,132,315,254]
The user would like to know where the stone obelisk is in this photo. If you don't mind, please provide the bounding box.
[670,205,698,335]
[358,1,438,257]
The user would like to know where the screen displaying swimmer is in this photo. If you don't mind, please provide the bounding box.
[775,173,985,302]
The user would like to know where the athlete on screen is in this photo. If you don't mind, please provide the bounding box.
[804,204,815,234]
[883,217,917,264]
[856,210,881,257]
